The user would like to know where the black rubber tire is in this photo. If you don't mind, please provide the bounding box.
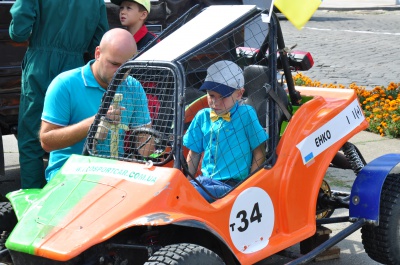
[0,202,17,232]
[144,243,225,265]
[361,173,400,265]
[0,194,7,202]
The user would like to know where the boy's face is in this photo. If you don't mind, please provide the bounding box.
[206,89,244,115]
[119,1,147,27]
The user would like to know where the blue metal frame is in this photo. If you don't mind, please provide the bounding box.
[350,153,400,223]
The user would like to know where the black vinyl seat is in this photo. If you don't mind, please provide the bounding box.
[243,65,289,131]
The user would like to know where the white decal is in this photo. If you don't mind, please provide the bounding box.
[229,187,274,253]
[296,99,364,164]
[61,163,159,185]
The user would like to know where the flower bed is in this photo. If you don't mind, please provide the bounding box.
[293,73,400,138]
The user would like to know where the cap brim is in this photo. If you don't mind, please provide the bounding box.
[199,81,236,98]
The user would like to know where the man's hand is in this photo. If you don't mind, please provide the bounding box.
[105,105,126,124]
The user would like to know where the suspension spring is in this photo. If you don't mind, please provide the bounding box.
[342,142,365,174]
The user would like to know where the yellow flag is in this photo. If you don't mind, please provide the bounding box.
[274,0,322,30]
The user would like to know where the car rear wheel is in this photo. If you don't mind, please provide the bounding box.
[0,202,17,233]
[361,173,400,265]
[144,243,225,265]
[0,201,17,260]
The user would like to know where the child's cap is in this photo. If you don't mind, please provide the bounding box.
[111,0,151,13]
[199,60,244,98]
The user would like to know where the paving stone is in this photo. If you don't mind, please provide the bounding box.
[280,10,400,89]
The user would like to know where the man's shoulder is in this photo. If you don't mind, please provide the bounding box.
[124,75,140,83]
[56,66,83,80]
[48,66,84,93]
[120,76,143,89]
[117,77,148,101]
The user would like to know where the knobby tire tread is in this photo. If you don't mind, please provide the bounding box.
[0,202,17,232]
[144,243,225,265]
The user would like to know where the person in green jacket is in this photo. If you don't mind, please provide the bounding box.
[9,0,109,189]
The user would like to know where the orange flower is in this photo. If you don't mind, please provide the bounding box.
[290,74,399,138]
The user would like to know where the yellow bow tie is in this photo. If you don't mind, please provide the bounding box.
[210,110,231,122]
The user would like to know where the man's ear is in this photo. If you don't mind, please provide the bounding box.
[94,46,101,60]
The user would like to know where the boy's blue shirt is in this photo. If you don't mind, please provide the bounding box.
[183,102,269,181]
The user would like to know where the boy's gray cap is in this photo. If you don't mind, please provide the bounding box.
[199,60,244,98]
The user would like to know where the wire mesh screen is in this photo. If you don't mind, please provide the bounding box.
[86,65,176,165]
[181,11,287,201]
[85,9,289,202]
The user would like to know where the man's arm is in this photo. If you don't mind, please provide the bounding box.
[41,104,127,152]
[186,150,201,178]
[40,117,94,152]
[9,0,36,42]
[250,144,266,173]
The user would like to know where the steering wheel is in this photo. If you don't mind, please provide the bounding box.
[124,127,169,161]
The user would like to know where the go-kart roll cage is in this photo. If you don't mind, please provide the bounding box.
[83,5,300,199]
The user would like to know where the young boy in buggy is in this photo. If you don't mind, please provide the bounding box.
[183,60,269,202]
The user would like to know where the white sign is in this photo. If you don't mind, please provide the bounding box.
[61,163,159,185]
[229,187,274,253]
[296,98,365,164]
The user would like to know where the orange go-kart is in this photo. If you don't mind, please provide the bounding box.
[1,4,399,265]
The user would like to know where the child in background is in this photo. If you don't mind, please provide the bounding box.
[183,60,269,202]
[111,0,158,51]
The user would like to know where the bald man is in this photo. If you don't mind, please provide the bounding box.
[40,28,152,182]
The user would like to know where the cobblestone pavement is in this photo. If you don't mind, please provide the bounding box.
[279,9,400,89]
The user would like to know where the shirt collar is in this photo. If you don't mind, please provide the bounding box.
[134,25,148,43]
[81,60,105,91]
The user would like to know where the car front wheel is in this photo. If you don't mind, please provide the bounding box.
[144,243,225,265]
